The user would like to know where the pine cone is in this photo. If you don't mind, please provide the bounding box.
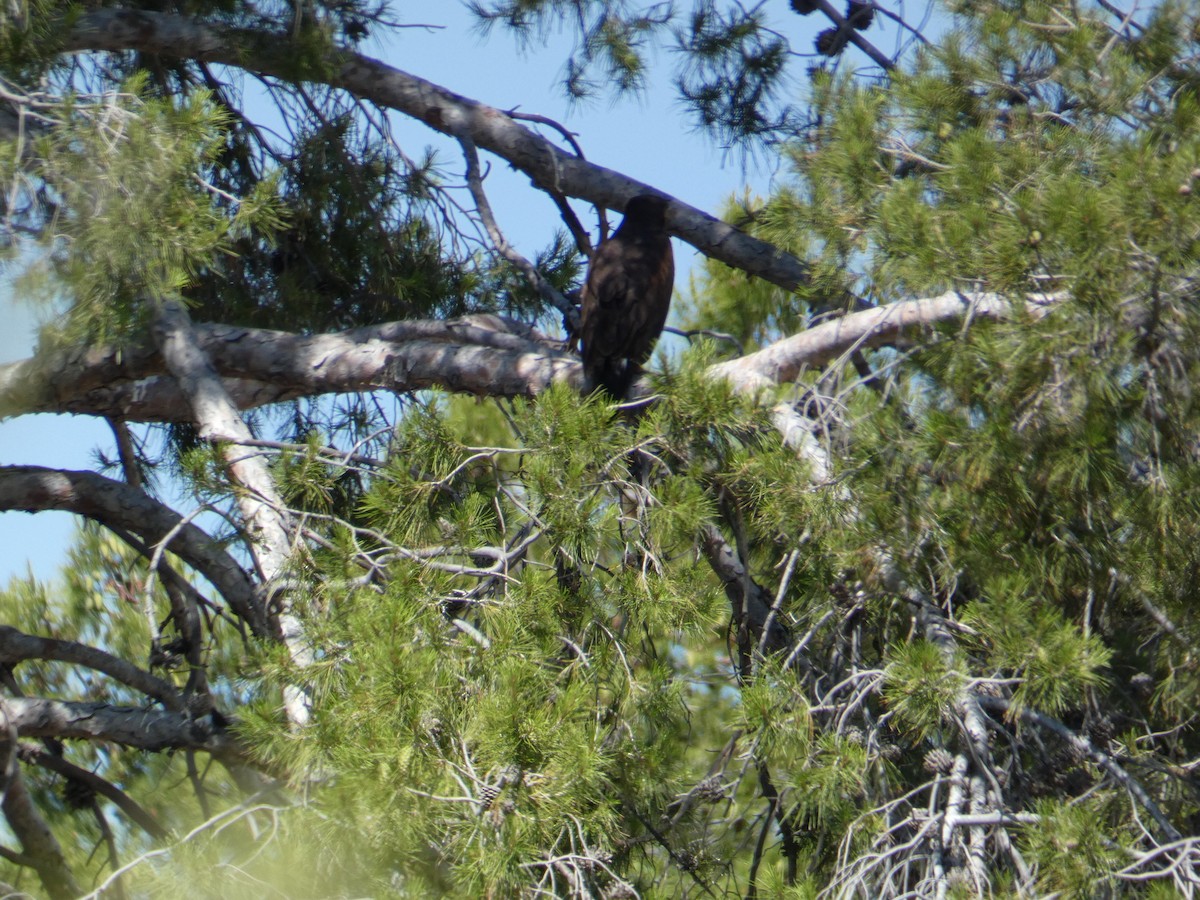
[815,28,842,57]
[846,1,875,29]
[63,778,94,810]
[1087,715,1115,746]
[1130,672,1154,698]
[694,775,725,802]
[923,747,954,775]
[790,0,820,13]
[477,784,500,809]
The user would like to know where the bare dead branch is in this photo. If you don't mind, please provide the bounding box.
[458,136,579,329]
[710,291,1063,391]
[505,110,594,256]
[0,292,1060,426]
[152,296,315,727]
[105,522,219,700]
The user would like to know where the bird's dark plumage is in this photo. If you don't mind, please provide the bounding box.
[580,194,675,399]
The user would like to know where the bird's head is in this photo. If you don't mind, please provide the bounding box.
[622,193,671,228]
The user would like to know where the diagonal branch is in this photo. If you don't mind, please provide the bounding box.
[711,291,1062,391]
[61,7,811,293]
[17,743,167,841]
[0,700,77,899]
[458,136,579,330]
[978,694,1183,843]
[698,523,792,656]
[810,0,897,71]
[149,298,310,727]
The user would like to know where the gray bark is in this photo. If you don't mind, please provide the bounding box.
[150,299,310,726]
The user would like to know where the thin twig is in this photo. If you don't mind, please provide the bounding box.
[458,136,579,330]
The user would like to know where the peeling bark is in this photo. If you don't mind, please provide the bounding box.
[150,299,310,726]
[6,697,241,757]
[0,294,1043,424]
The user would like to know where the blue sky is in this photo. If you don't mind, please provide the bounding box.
[0,2,852,583]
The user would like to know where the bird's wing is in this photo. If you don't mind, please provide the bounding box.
[580,238,638,367]
[581,235,674,368]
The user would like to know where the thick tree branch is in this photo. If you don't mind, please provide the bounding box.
[151,300,293,578]
[6,697,242,757]
[62,7,810,293]
[711,291,1061,391]
[150,298,309,726]
[0,626,182,712]
[0,316,578,421]
[0,466,266,636]
[0,293,1047,424]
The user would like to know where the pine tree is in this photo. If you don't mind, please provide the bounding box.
[0,2,1199,897]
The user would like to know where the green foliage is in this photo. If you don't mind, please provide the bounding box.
[467,0,672,99]
[230,390,759,895]
[185,122,492,333]
[960,584,1110,715]
[7,80,283,345]
[0,0,68,86]
[0,526,253,890]
[1021,799,1132,898]
[677,195,807,352]
[676,2,791,146]
[883,640,961,740]
[466,0,807,150]
[8,1,1200,897]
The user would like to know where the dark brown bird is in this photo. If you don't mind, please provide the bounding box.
[580,194,675,398]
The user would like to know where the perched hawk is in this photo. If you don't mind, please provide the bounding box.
[579,194,675,398]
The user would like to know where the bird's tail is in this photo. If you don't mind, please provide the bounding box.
[590,358,639,400]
